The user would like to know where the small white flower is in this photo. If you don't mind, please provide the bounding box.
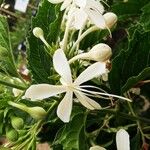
[24,49,108,122]
[89,145,106,150]
[116,129,130,150]
[69,0,105,30]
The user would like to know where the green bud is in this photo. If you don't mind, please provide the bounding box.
[11,116,24,130]
[0,46,8,59]
[27,107,47,120]
[6,128,18,142]
[8,101,47,120]
[0,147,11,150]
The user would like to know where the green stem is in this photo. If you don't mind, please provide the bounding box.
[127,101,146,143]
[46,101,58,120]
[62,17,72,52]
[8,101,28,112]
[0,79,26,90]
[96,109,150,124]
[70,26,99,53]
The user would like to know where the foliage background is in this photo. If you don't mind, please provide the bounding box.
[0,0,150,149]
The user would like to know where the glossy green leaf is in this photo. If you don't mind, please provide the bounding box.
[109,30,150,94]
[54,107,88,150]
[27,0,62,83]
[0,15,18,77]
[140,2,150,32]
[111,0,149,20]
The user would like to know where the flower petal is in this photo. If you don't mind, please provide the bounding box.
[74,91,101,110]
[73,8,88,29]
[60,0,72,11]
[86,9,106,29]
[48,0,64,4]
[53,49,72,84]
[24,84,66,100]
[57,91,73,122]
[74,0,86,8]
[86,0,104,14]
[116,129,130,150]
[74,62,106,85]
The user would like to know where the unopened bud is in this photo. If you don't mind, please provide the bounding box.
[6,128,18,142]
[89,43,112,62]
[104,12,118,29]
[8,101,47,120]
[48,0,64,4]
[116,129,130,150]
[33,27,50,48]
[69,43,112,63]
[0,46,8,59]
[90,145,106,150]
[33,27,44,39]
[27,107,47,120]
[11,116,24,130]
[12,88,23,97]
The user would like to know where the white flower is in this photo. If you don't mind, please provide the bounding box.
[48,0,73,11]
[24,49,108,122]
[116,129,130,150]
[89,145,106,150]
[69,0,105,30]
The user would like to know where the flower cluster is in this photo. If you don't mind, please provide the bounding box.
[23,0,131,123]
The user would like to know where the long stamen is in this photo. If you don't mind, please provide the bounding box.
[76,87,132,102]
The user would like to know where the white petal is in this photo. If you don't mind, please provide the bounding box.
[86,0,104,14]
[86,9,106,29]
[57,91,73,122]
[73,8,88,29]
[24,84,66,100]
[74,91,101,110]
[48,0,64,4]
[61,0,72,11]
[116,129,130,150]
[90,145,106,150]
[74,62,106,85]
[53,49,72,84]
[74,0,86,8]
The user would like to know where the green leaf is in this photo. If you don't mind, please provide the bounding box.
[54,107,88,150]
[122,67,150,93]
[130,131,141,150]
[111,0,149,20]
[0,15,18,77]
[140,2,150,32]
[109,30,150,94]
[27,0,62,83]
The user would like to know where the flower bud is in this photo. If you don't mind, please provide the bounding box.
[6,128,18,142]
[90,145,106,150]
[8,101,47,120]
[116,129,130,150]
[33,27,44,39]
[27,107,47,120]
[48,0,64,4]
[89,43,112,62]
[103,12,118,29]
[11,116,24,130]
[0,46,8,59]
[69,43,112,63]
[33,27,50,48]
[12,88,23,97]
